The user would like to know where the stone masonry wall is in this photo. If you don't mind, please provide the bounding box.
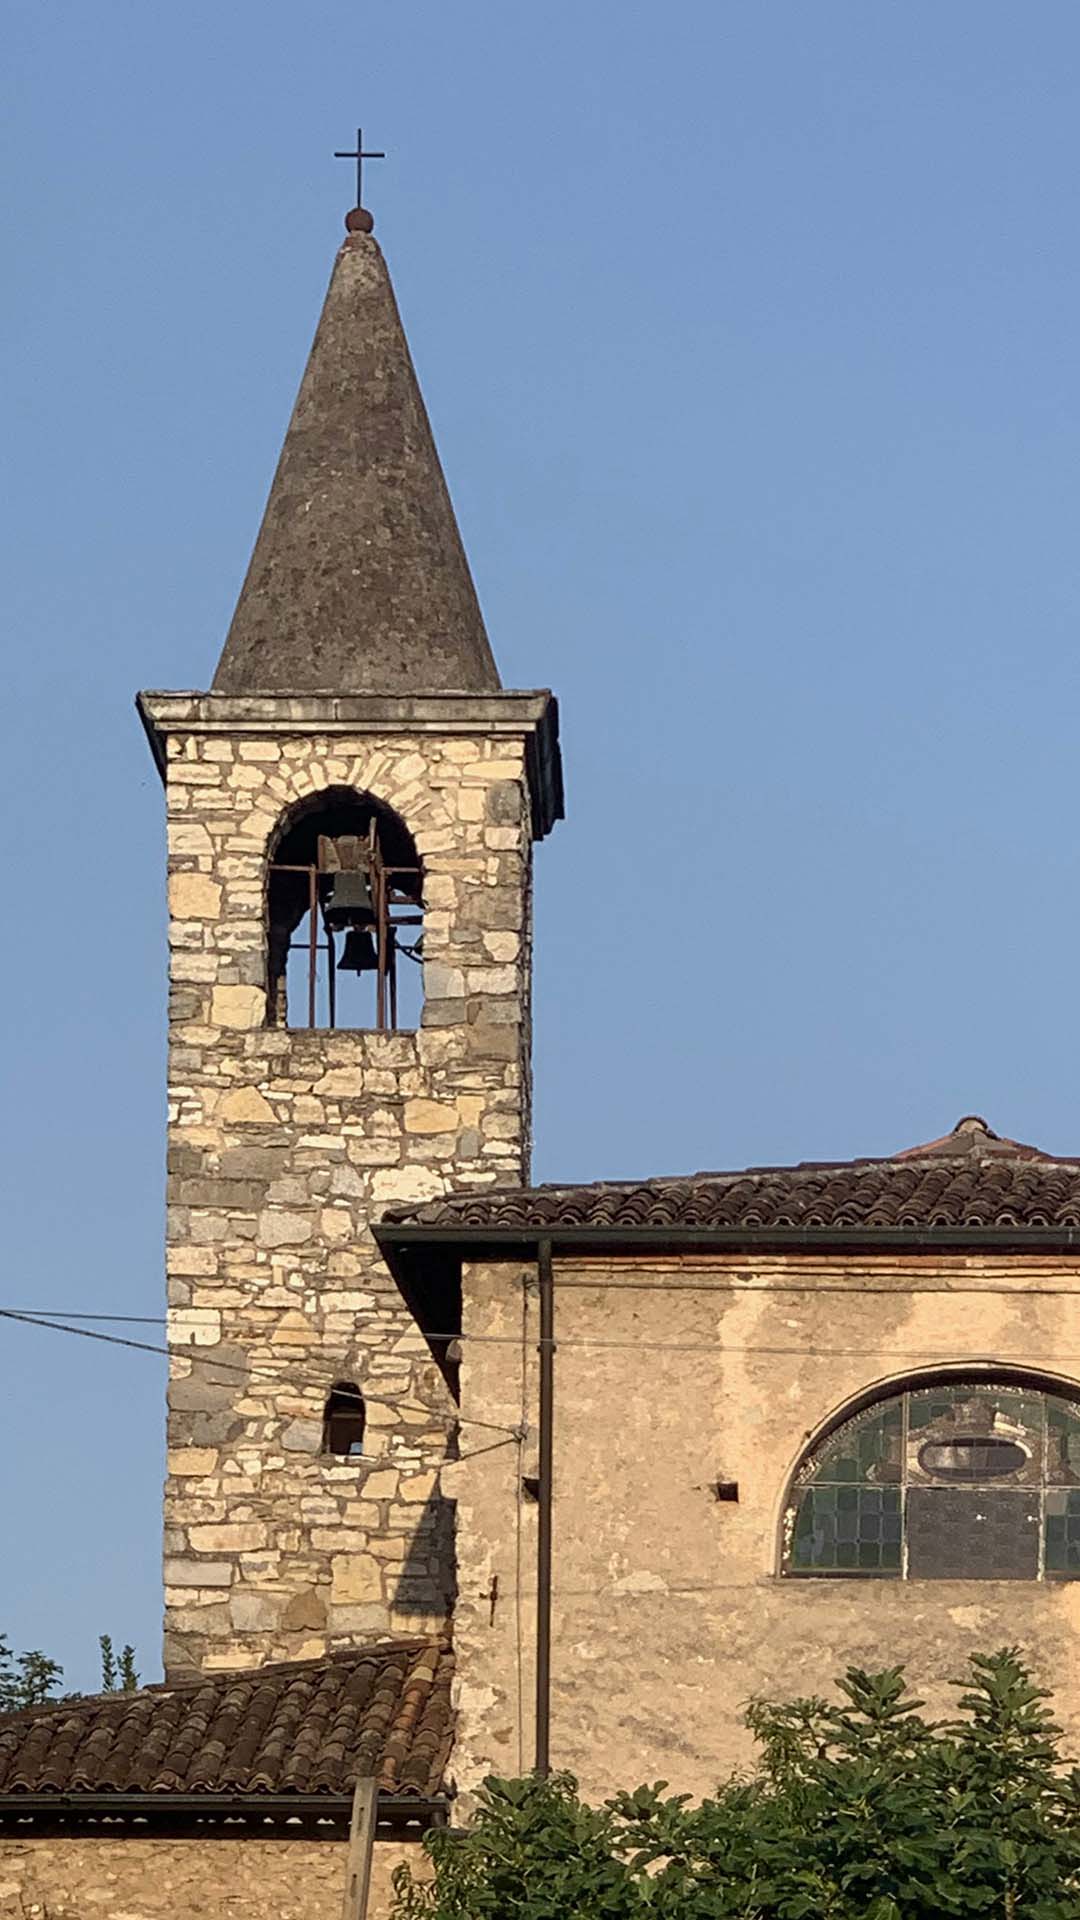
[162,721,533,1676]
[0,1833,427,1920]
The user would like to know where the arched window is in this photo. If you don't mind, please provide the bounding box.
[783,1375,1080,1581]
[323,1382,366,1458]
[266,788,423,1031]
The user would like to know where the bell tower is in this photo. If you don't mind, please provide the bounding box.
[138,204,562,1677]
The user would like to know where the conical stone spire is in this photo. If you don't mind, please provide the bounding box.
[213,225,501,695]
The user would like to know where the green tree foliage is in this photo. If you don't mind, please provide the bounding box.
[393,1650,1080,1919]
[99,1635,140,1693]
[0,1635,63,1711]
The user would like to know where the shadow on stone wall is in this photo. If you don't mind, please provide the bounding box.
[391,1493,457,1618]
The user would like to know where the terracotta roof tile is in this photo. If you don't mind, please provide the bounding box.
[0,1641,452,1799]
[381,1117,1080,1239]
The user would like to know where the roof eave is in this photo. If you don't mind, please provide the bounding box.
[0,1789,449,1824]
[375,1221,1080,1261]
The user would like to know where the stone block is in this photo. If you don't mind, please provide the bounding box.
[167,822,214,855]
[464,1024,519,1062]
[401,1470,438,1503]
[485,781,521,824]
[187,1523,268,1552]
[169,872,222,920]
[171,1309,222,1347]
[210,985,266,1029]
[281,1419,323,1453]
[370,1166,446,1205]
[313,1068,363,1095]
[180,1411,243,1447]
[256,1209,313,1247]
[459,887,522,931]
[169,1376,233,1413]
[168,1603,232,1636]
[329,1163,366,1197]
[166,1246,219,1276]
[405,1099,458,1134]
[330,1553,383,1604]
[358,1470,399,1500]
[163,1559,233,1587]
[220,1146,288,1179]
[167,1448,219,1476]
[229,1589,284,1631]
[282,1588,327,1630]
[328,1604,392,1633]
[218,1085,276,1124]
[425,963,465,1000]
[482,932,520,962]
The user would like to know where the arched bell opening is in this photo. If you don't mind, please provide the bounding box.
[322,1381,367,1458]
[266,787,423,1031]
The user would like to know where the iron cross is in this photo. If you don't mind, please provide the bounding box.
[333,128,385,208]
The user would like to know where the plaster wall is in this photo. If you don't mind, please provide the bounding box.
[158,717,533,1675]
[0,1833,424,1920]
[450,1250,1080,1801]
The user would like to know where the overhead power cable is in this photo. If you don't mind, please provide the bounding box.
[16,1268,1080,1324]
[9,1303,1080,1375]
[14,1267,1080,1328]
[0,1310,519,1439]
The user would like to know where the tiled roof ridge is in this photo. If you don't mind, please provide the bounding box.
[0,1636,445,1726]
[0,1640,454,1799]
[379,1119,1080,1236]
[386,1153,1080,1225]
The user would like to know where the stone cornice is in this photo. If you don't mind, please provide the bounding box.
[136,688,564,840]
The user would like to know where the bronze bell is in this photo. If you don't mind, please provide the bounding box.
[338,929,379,973]
[324,868,374,930]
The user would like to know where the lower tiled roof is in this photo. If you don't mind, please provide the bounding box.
[0,1640,451,1799]
[380,1117,1080,1238]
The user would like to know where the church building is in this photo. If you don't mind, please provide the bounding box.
[3,189,1080,1914]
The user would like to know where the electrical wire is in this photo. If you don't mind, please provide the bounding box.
[368,1322,1080,1362]
[21,1274,1080,1322]
[449,1435,522,1467]
[0,1309,520,1438]
[12,1305,1080,1373]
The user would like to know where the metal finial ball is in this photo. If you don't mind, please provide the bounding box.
[345,206,375,234]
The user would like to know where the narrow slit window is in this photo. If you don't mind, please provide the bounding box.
[323,1382,366,1458]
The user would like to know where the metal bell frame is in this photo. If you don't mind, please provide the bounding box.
[269,814,422,1030]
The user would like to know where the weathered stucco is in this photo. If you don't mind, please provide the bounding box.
[150,700,538,1675]
[450,1250,1080,1800]
[0,1833,425,1920]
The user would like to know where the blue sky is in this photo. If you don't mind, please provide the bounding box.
[3,2,1080,1688]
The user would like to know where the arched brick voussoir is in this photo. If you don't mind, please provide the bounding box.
[271,740,454,838]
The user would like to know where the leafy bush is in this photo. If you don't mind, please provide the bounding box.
[393,1650,1080,1919]
[99,1634,139,1692]
[0,1634,63,1711]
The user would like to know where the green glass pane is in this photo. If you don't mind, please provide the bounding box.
[788,1487,901,1576]
[1045,1488,1080,1576]
[802,1400,903,1487]
[909,1393,957,1431]
[910,1385,1041,1433]
[1046,1397,1080,1486]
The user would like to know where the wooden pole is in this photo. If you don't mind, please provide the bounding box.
[342,1777,378,1920]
